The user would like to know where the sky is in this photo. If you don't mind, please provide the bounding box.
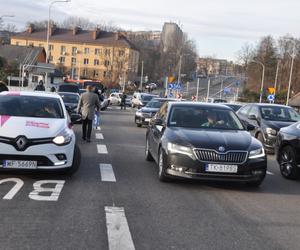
[2,0,300,61]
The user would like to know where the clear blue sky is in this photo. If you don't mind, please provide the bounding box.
[2,0,300,61]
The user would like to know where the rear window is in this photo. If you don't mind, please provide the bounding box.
[0,95,64,119]
[58,85,79,93]
[59,93,79,104]
[142,95,155,101]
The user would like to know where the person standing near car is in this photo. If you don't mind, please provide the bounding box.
[121,92,127,110]
[77,85,101,142]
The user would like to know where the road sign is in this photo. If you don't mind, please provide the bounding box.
[168,83,174,90]
[268,94,275,102]
[224,87,231,94]
[268,87,275,94]
[174,83,182,90]
[236,81,241,87]
[168,92,174,98]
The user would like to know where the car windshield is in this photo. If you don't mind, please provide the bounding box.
[141,95,155,101]
[260,106,300,122]
[169,106,244,130]
[145,100,164,108]
[0,95,64,119]
[59,93,79,104]
[58,85,79,93]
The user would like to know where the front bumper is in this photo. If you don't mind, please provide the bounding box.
[0,139,75,170]
[164,152,267,183]
[135,115,153,125]
[262,133,277,152]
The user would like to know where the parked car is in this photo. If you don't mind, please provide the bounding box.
[276,122,300,180]
[145,102,267,186]
[223,103,243,112]
[101,98,110,111]
[0,91,80,174]
[135,98,177,127]
[131,93,158,108]
[58,83,80,94]
[145,83,157,90]
[125,95,133,106]
[207,98,227,103]
[237,103,300,153]
[108,92,122,105]
[79,89,86,95]
[58,92,81,123]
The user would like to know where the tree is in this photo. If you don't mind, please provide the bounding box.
[236,43,254,70]
[60,16,95,30]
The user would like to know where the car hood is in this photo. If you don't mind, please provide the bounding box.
[141,107,159,113]
[0,116,67,139]
[263,120,295,130]
[167,127,254,151]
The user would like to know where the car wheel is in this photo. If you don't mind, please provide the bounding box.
[278,145,300,180]
[158,147,171,182]
[64,144,81,175]
[145,138,154,161]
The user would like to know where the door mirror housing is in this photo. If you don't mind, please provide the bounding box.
[153,118,164,126]
[248,114,257,121]
[247,124,255,131]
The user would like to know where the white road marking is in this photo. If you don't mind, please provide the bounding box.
[105,206,135,250]
[0,178,24,200]
[267,171,274,176]
[97,144,108,154]
[29,180,65,201]
[100,164,116,182]
[96,126,101,131]
[96,133,104,140]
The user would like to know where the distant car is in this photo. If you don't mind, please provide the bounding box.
[0,91,80,174]
[145,83,157,90]
[125,95,133,106]
[131,92,158,108]
[79,89,86,95]
[145,102,266,186]
[108,92,122,105]
[223,103,243,112]
[237,103,300,153]
[58,84,80,94]
[101,98,110,111]
[207,98,227,103]
[135,98,177,127]
[58,92,81,123]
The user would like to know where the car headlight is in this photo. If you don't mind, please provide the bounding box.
[53,128,73,146]
[249,148,265,159]
[136,110,142,117]
[266,128,277,136]
[167,143,195,159]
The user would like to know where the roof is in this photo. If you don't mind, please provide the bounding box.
[0,91,60,99]
[169,102,232,110]
[0,44,45,65]
[249,103,289,108]
[12,28,139,51]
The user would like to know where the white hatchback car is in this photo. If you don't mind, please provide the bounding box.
[108,92,122,105]
[0,91,80,174]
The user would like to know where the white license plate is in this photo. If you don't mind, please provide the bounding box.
[145,118,151,122]
[206,164,238,173]
[3,160,38,169]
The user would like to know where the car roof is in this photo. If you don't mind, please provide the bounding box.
[169,101,232,110]
[153,98,178,101]
[0,91,61,99]
[58,92,80,96]
[248,103,290,108]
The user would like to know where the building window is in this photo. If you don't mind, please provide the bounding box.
[16,42,19,46]
[84,58,89,65]
[72,47,77,56]
[104,49,110,57]
[83,69,88,77]
[32,75,39,83]
[60,46,66,55]
[29,42,34,47]
[104,60,110,67]
[49,55,53,62]
[59,57,65,64]
[93,70,99,78]
[71,57,77,65]
[49,44,54,51]
[103,71,107,77]
[119,50,125,57]
[84,48,90,54]
[94,59,100,66]
[38,44,43,47]
[95,48,101,55]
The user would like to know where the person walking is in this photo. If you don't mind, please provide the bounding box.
[77,85,101,143]
[120,92,127,110]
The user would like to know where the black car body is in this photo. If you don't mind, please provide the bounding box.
[276,122,300,180]
[58,92,81,123]
[135,98,177,127]
[223,103,243,112]
[237,103,300,153]
[58,84,80,94]
[146,102,267,186]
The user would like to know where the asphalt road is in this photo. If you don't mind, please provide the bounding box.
[1,106,300,250]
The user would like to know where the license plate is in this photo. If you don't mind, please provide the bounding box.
[3,160,38,169]
[206,164,238,173]
[145,118,151,122]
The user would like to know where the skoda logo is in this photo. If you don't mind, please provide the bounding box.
[218,146,226,152]
[16,136,27,150]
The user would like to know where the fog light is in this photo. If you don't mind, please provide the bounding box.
[171,165,187,172]
[55,154,66,161]
[252,170,264,175]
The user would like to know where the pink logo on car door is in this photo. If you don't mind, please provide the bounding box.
[0,115,11,127]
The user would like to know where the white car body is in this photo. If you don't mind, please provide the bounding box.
[108,93,122,105]
[0,91,78,171]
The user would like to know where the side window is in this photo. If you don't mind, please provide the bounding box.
[249,106,259,117]
[239,105,251,116]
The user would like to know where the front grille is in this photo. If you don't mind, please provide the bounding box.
[194,149,247,164]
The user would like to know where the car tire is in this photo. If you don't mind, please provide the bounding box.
[64,144,81,175]
[145,138,154,161]
[158,147,171,182]
[278,145,300,180]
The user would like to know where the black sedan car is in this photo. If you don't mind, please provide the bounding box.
[135,98,177,127]
[276,122,300,180]
[146,102,267,186]
[58,92,82,123]
[237,103,300,153]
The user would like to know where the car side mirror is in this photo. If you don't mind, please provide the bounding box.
[247,124,255,131]
[248,114,257,121]
[153,118,164,126]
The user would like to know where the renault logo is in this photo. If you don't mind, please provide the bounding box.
[218,146,226,152]
[16,136,27,150]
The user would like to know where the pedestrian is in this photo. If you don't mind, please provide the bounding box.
[50,86,56,92]
[77,85,101,143]
[0,81,8,93]
[35,80,45,91]
[120,92,127,110]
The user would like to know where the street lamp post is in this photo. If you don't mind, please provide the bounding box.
[46,0,71,63]
[139,60,144,91]
[274,60,280,99]
[251,60,265,103]
[286,42,296,106]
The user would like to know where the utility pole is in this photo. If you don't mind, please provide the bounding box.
[220,79,224,99]
[274,60,280,99]
[196,77,200,101]
[206,78,211,102]
[251,60,265,103]
[286,42,296,106]
[139,60,144,91]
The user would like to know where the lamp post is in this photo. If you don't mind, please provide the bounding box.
[46,0,71,63]
[286,41,296,106]
[251,60,265,103]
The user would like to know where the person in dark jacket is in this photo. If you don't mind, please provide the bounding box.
[0,82,8,93]
[121,92,127,110]
[35,80,46,91]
